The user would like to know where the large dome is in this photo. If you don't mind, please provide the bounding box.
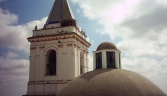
[58,69,166,96]
[96,42,117,51]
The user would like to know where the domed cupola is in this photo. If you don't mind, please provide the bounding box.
[96,42,117,51]
[93,42,121,69]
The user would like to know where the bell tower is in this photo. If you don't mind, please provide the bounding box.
[24,0,91,96]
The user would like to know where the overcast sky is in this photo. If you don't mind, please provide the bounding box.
[0,0,167,96]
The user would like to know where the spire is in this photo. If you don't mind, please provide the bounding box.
[46,0,75,25]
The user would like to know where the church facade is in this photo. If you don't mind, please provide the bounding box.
[23,0,91,95]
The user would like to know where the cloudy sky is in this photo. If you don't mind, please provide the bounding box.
[0,0,167,96]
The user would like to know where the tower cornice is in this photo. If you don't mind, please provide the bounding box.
[27,32,91,47]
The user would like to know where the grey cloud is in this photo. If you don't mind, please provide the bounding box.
[3,51,18,59]
[121,6,167,38]
[0,55,29,96]
[0,59,29,76]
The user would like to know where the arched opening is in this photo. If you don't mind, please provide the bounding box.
[46,50,57,75]
[106,52,115,68]
[96,52,102,69]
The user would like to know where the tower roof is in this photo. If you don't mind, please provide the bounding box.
[46,0,75,25]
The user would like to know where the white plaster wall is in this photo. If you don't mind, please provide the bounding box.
[86,53,89,72]
[74,47,78,77]
[82,52,85,73]
[35,56,40,80]
[102,51,107,69]
[77,49,80,75]
[67,45,74,80]
[116,50,121,69]
[119,53,122,68]
[93,52,96,70]
[71,48,75,77]
[115,51,119,69]
[29,49,35,81]
[27,85,34,94]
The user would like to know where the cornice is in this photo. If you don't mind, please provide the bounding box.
[27,32,91,47]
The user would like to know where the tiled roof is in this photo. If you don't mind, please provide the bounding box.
[46,0,75,25]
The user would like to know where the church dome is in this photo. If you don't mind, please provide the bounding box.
[58,69,166,96]
[96,42,117,51]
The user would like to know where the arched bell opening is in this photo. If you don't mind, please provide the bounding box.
[45,49,57,76]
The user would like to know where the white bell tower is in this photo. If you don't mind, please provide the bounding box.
[24,0,91,96]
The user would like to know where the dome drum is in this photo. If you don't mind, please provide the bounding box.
[93,42,121,70]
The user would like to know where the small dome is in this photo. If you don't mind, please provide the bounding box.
[96,42,117,51]
[58,69,166,96]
